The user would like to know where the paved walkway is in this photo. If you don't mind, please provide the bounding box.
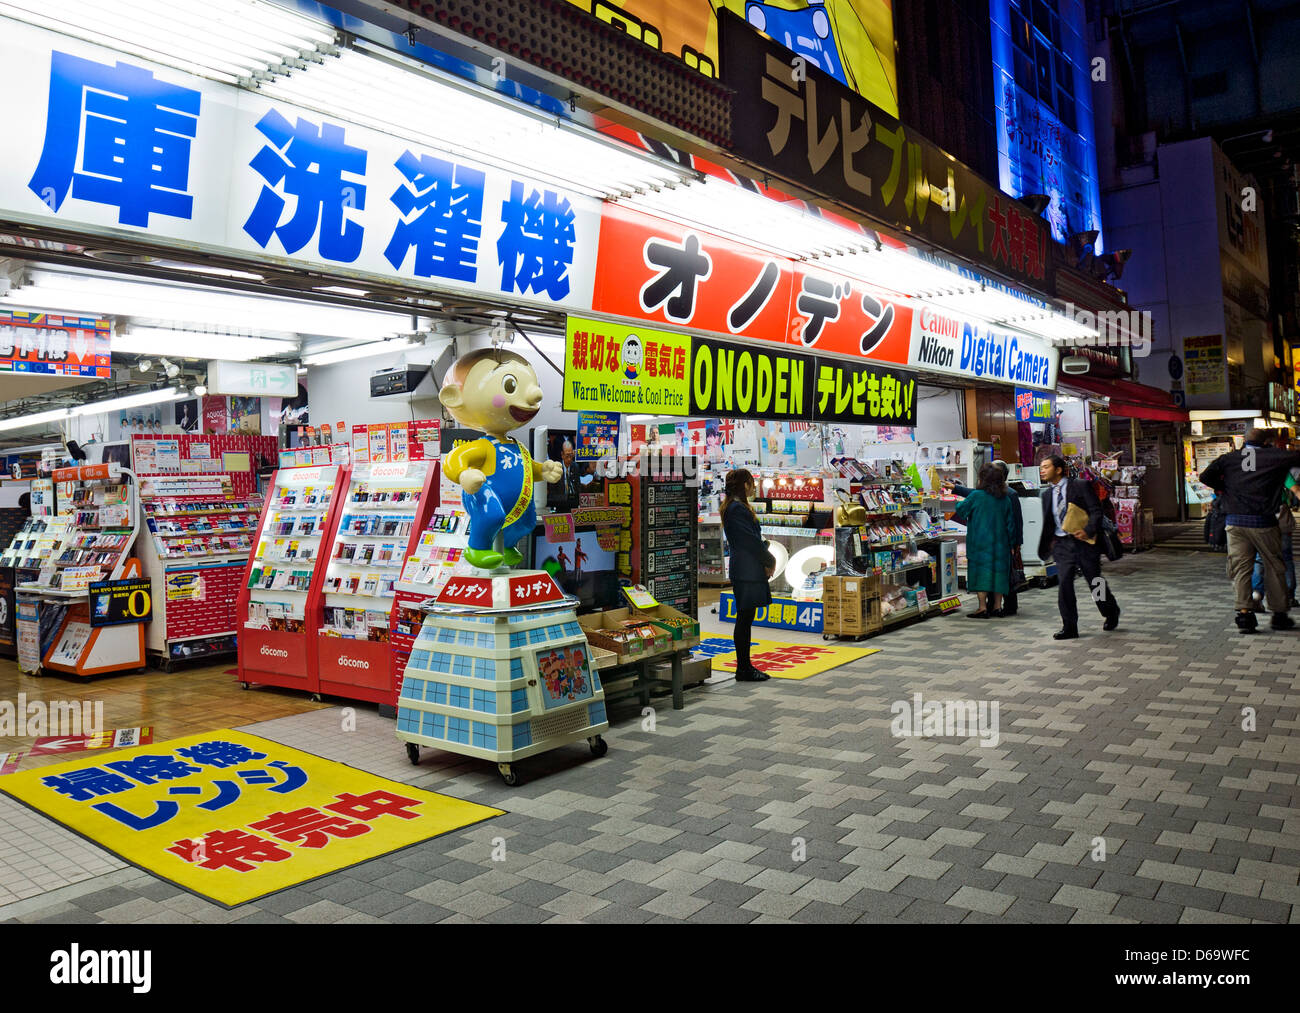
[3,549,1298,924]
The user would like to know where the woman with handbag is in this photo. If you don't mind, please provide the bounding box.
[952,464,1017,618]
[722,469,776,682]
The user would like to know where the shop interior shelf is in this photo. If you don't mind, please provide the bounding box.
[148,507,252,517]
[872,561,936,580]
[882,605,922,625]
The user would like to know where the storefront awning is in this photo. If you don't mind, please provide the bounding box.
[1060,376,1189,423]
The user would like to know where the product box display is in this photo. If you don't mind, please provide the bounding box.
[577,610,653,658]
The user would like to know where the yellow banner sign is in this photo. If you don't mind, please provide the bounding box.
[0,729,502,906]
[564,316,691,415]
[564,1,898,115]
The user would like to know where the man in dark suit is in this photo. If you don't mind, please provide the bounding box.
[1038,455,1120,640]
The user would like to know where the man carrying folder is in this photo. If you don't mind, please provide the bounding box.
[1038,455,1120,640]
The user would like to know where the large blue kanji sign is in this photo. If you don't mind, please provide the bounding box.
[497,180,576,300]
[384,149,486,282]
[28,51,201,227]
[243,108,368,262]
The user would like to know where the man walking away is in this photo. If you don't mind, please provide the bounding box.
[1038,455,1120,640]
[1198,429,1300,633]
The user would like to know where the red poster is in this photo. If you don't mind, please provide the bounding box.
[592,203,794,343]
[436,576,493,607]
[202,395,228,434]
[508,573,564,607]
[788,263,913,364]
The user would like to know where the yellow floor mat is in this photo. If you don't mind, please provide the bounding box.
[703,637,880,680]
[0,728,503,907]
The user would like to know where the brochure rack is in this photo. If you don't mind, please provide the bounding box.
[136,472,264,669]
[236,464,346,697]
[19,464,146,677]
[315,460,438,705]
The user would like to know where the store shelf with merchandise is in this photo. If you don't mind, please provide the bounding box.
[237,463,348,698]
[315,459,439,706]
[15,464,147,677]
[135,472,265,669]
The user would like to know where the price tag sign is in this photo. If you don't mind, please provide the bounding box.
[88,578,153,626]
[621,586,659,609]
[60,567,104,593]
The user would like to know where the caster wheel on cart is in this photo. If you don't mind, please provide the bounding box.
[310,693,322,703]
[588,735,608,758]
[405,742,420,765]
[497,763,519,786]
[239,681,250,690]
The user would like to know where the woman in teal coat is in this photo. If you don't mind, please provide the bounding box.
[953,463,1017,618]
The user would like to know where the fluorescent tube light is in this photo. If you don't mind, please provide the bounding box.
[116,327,299,361]
[302,338,417,367]
[72,388,183,417]
[0,407,74,433]
[0,0,336,85]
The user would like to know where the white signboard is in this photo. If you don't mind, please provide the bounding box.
[208,360,297,398]
[0,17,601,314]
[909,306,1058,391]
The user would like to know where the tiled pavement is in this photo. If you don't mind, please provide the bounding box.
[3,548,1299,924]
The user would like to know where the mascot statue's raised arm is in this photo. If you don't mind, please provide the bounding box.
[438,348,563,570]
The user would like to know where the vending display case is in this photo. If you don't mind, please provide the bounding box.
[316,460,438,705]
[19,463,146,677]
[136,473,264,668]
[236,464,345,696]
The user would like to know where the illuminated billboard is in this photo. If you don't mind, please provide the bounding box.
[990,0,1103,249]
[566,0,898,116]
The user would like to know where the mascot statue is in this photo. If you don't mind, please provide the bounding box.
[438,348,563,569]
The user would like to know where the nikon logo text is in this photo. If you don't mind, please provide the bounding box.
[260,645,289,658]
[338,657,370,669]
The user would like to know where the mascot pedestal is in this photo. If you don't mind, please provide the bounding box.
[396,569,609,786]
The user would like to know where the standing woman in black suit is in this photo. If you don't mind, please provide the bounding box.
[722,468,776,682]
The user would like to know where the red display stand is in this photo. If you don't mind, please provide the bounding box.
[314,460,439,706]
[236,464,348,697]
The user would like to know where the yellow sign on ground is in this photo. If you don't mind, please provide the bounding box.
[706,637,878,680]
[0,729,503,907]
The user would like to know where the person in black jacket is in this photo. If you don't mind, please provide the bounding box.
[722,468,776,682]
[1038,455,1120,640]
[1197,428,1300,633]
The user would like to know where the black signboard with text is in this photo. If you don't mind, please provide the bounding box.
[88,577,153,628]
[690,337,917,426]
[719,11,1052,292]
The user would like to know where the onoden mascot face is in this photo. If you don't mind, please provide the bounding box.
[444,356,544,438]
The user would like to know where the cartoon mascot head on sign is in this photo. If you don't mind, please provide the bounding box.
[621,335,643,383]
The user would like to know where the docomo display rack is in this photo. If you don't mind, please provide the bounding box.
[397,569,609,787]
[316,460,439,706]
[22,463,147,677]
[236,464,347,697]
[136,472,263,670]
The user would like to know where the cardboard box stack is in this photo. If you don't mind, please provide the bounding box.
[823,575,882,637]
